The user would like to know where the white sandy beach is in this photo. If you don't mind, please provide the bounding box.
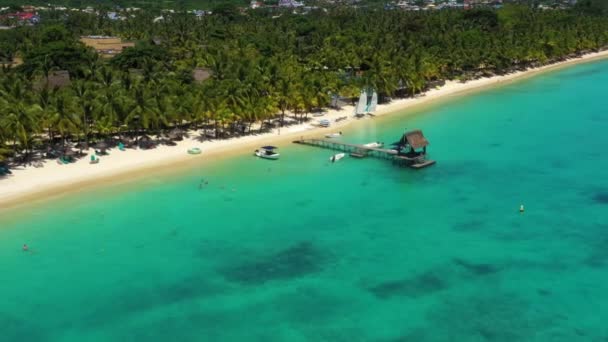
[2,50,608,208]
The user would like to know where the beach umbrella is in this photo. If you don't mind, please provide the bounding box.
[169,128,185,140]
[96,141,109,149]
[138,135,154,149]
[95,141,110,154]
[75,142,89,150]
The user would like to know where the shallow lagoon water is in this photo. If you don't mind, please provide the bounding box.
[2,60,608,341]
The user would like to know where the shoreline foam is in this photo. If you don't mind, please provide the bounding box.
[2,50,608,210]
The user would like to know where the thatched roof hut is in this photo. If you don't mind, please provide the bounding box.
[49,70,71,88]
[193,68,212,83]
[35,70,71,90]
[404,130,429,150]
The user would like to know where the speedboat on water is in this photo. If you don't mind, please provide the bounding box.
[363,141,384,148]
[254,146,280,160]
[325,132,342,138]
[329,153,345,163]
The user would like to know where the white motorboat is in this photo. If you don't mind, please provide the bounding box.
[329,153,345,163]
[325,132,342,138]
[363,141,384,148]
[254,146,280,160]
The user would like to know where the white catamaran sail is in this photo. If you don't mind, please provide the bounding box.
[368,91,378,113]
[354,90,368,116]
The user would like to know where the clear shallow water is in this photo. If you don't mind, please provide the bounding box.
[2,61,608,341]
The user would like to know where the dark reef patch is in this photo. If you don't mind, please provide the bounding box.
[294,199,313,207]
[269,287,347,324]
[81,273,226,328]
[1,313,45,341]
[426,293,546,341]
[219,241,325,285]
[369,271,447,299]
[452,219,485,231]
[537,288,551,296]
[583,228,608,268]
[453,258,502,276]
[550,160,568,169]
[591,191,608,205]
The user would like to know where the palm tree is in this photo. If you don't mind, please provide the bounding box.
[0,99,42,159]
[71,80,98,150]
[95,85,129,138]
[125,84,164,143]
[42,90,80,147]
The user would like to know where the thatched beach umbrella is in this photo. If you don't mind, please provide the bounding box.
[121,137,134,147]
[139,135,155,149]
[62,148,76,161]
[95,141,109,155]
[75,141,89,150]
[168,128,185,141]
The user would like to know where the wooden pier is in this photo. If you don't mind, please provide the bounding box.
[293,136,436,169]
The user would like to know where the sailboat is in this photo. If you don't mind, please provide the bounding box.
[353,90,367,117]
[367,91,378,114]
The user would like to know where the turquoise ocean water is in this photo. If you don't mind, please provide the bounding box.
[2,60,608,341]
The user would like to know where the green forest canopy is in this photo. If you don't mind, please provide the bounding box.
[1,5,608,165]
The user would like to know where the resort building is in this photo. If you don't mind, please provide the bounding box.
[0,11,40,24]
[279,0,305,8]
[80,36,135,58]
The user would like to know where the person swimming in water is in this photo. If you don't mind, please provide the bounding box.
[22,244,29,252]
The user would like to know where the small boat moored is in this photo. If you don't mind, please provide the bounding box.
[325,132,342,138]
[363,141,384,148]
[329,153,345,163]
[255,146,280,160]
[188,147,202,155]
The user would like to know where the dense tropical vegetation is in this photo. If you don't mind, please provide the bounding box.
[1,5,608,167]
